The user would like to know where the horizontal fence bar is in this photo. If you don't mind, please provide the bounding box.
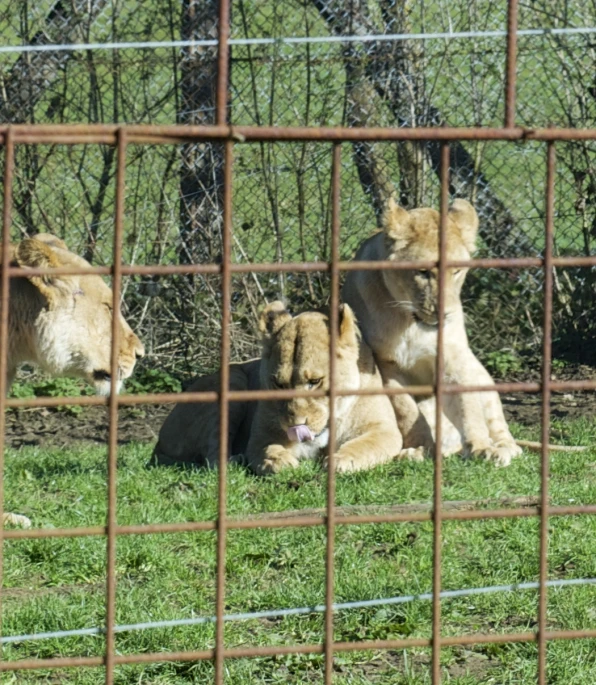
[4,124,596,144]
[8,379,596,410]
[5,256,596,281]
[5,504,596,541]
[4,625,596,671]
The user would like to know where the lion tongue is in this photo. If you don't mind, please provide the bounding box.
[286,424,314,443]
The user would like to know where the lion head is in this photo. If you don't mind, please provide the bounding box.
[381,198,478,327]
[258,301,361,439]
[11,234,144,395]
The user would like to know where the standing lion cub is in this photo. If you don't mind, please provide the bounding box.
[342,198,522,467]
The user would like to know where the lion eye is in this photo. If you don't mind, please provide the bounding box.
[453,269,463,277]
[417,269,431,278]
[307,378,322,389]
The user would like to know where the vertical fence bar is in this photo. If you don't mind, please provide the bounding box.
[432,143,450,685]
[105,129,127,685]
[504,0,519,127]
[0,128,14,663]
[538,142,555,685]
[325,143,341,684]
[215,139,233,684]
[217,0,231,126]
[215,1,232,679]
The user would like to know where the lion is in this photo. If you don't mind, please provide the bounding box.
[153,301,423,474]
[152,358,261,469]
[342,198,523,467]
[4,234,145,527]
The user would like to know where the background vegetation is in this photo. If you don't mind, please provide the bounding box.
[1,0,595,379]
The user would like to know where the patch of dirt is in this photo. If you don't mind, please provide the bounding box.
[4,404,171,449]
[500,363,596,427]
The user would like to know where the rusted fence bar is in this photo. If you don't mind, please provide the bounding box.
[5,502,596,542]
[538,141,555,685]
[0,127,14,664]
[6,252,596,280]
[432,142,450,684]
[105,128,127,684]
[214,139,234,685]
[4,625,596,673]
[504,0,519,128]
[325,142,342,683]
[6,377,596,411]
[6,123,596,143]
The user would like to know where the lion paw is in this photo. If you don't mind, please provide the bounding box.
[465,440,521,468]
[256,445,300,475]
[3,512,32,529]
[327,453,358,473]
[399,447,425,462]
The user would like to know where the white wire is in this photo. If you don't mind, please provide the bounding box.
[2,576,594,645]
[0,26,594,55]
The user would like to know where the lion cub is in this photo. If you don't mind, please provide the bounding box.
[246,301,417,475]
[342,198,522,467]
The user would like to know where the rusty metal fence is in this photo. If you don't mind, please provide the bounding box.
[1,1,596,683]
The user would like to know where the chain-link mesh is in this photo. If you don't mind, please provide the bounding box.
[1,0,595,375]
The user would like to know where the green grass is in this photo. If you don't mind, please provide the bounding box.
[3,416,596,683]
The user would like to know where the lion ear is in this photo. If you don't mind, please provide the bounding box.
[258,301,292,339]
[338,303,359,350]
[31,233,69,252]
[449,199,479,253]
[382,197,412,248]
[15,238,65,299]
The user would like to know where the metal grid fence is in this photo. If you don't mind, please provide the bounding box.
[1,0,596,683]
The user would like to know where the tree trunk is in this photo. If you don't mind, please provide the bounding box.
[178,0,224,266]
[311,0,525,253]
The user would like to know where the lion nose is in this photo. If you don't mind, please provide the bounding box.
[134,338,145,359]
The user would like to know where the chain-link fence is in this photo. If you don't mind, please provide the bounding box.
[1,0,596,376]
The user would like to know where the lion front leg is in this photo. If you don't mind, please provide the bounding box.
[376,359,435,452]
[444,351,520,467]
[329,416,412,473]
[481,390,522,467]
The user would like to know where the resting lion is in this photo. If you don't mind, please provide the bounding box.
[4,234,145,527]
[342,198,522,467]
[153,301,422,474]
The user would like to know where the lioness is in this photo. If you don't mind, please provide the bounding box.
[342,198,522,467]
[4,234,145,526]
[153,301,422,474]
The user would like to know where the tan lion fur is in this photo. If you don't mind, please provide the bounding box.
[153,302,421,474]
[246,301,419,474]
[342,198,522,467]
[4,234,144,527]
